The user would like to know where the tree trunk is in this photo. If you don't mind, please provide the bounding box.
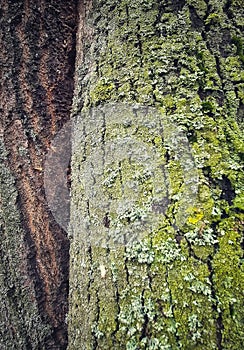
[68,1,243,349]
[0,1,77,348]
[1,0,243,349]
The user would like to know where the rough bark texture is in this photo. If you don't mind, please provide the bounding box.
[0,1,77,348]
[69,0,243,349]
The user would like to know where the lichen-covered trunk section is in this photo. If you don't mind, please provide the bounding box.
[0,1,77,348]
[69,0,243,349]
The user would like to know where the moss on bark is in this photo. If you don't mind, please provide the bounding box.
[69,1,243,349]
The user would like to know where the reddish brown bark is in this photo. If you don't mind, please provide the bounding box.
[0,1,78,348]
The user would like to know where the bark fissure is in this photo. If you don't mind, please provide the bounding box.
[207,256,223,350]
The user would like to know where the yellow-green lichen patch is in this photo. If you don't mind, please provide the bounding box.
[213,217,244,349]
[69,0,244,348]
[169,258,217,349]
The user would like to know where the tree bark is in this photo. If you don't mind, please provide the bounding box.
[0,1,77,348]
[0,0,243,349]
[69,1,243,349]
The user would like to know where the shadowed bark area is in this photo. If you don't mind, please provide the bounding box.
[69,0,243,349]
[0,1,77,348]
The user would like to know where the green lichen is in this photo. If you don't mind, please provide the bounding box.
[232,36,244,64]
[213,217,244,349]
[68,0,244,349]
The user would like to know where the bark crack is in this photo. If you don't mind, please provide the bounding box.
[207,255,223,350]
